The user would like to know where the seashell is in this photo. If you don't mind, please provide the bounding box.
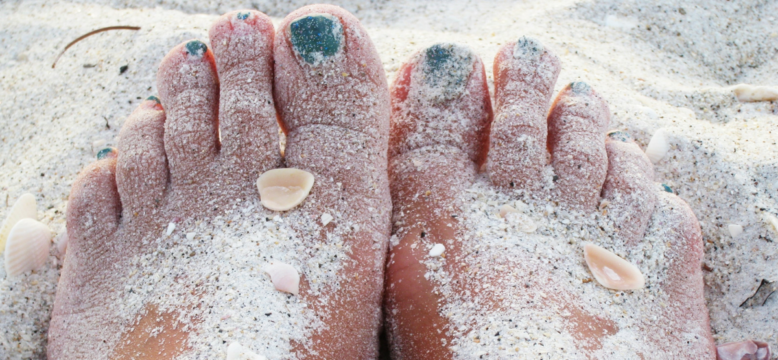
[716,340,771,360]
[728,224,743,238]
[499,204,519,218]
[257,169,315,211]
[732,84,778,102]
[0,193,37,254]
[583,243,644,290]
[645,129,669,164]
[5,218,51,277]
[227,342,267,360]
[429,243,445,257]
[264,262,299,295]
[321,213,333,226]
[54,230,69,256]
[763,212,778,236]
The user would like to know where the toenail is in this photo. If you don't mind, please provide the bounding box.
[569,81,591,94]
[514,36,544,59]
[185,40,208,57]
[147,96,160,104]
[236,11,251,20]
[607,130,631,142]
[420,43,474,102]
[661,183,673,193]
[96,147,116,160]
[289,14,343,65]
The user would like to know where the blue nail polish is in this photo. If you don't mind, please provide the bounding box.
[607,131,631,142]
[147,96,160,104]
[421,43,474,102]
[185,40,208,57]
[96,147,116,160]
[570,81,591,94]
[514,36,544,59]
[661,183,673,193]
[237,12,250,20]
[290,14,343,64]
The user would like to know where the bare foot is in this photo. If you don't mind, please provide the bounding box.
[385,39,717,359]
[48,5,390,359]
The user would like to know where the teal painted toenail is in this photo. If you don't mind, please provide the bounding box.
[514,36,544,59]
[607,131,631,142]
[237,12,250,20]
[421,43,474,102]
[96,147,116,160]
[570,81,591,94]
[661,183,673,193]
[290,14,343,64]
[185,40,208,57]
[147,96,160,104]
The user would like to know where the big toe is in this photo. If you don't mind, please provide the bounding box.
[273,5,392,358]
[385,43,492,359]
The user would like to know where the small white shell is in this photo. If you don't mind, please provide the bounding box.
[645,129,669,164]
[166,222,176,236]
[257,169,315,211]
[321,213,333,226]
[583,243,644,290]
[499,204,519,218]
[5,218,51,277]
[732,84,778,102]
[227,342,267,360]
[728,224,744,238]
[0,193,37,254]
[429,243,445,257]
[763,213,778,236]
[264,262,300,295]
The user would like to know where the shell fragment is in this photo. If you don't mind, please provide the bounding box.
[257,169,315,211]
[583,243,644,290]
[5,218,52,277]
[429,243,445,257]
[645,129,669,164]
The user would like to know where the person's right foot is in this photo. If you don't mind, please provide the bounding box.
[48,5,391,359]
[384,40,717,359]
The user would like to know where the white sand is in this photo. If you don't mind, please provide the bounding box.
[1,0,776,358]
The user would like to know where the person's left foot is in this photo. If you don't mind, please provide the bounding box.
[384,40,717,359]
[48,6,391,359]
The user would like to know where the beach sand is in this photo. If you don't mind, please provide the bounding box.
[0,0,776,358]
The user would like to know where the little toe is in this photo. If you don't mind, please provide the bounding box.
[601,131,657,245]
[547,82,610,209]
[50,155,122,357]
[643,191,716,357]
[488,36,561,190]
[65,154,121,247]
[157,39,220,184]
[210,10,281,180]
[273,5,391,358]
[116,98,168,220]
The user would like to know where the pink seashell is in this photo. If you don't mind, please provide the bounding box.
[583,243,644,290]
[263,262,300,295]
[717,340,771,360]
